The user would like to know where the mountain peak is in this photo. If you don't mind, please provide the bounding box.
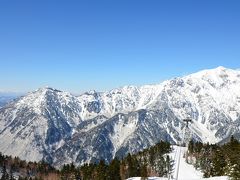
[188,66,239,79]
[34,86,62,93]
[216,66,227,70]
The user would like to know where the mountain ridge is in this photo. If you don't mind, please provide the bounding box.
[0,66,240,166]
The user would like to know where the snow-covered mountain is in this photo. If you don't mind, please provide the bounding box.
[0,66,240,166]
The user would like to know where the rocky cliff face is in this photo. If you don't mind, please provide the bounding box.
[1,66,240,167]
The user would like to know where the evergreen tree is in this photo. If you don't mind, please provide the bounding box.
[140,163,148,180]
[96,160,107,180]
[211,149,226,176]
[200,146,213,178]
[74,168,81,180]
[230,163,240,180]
[126,153,134,178]
[1,164,9,180]
[188,140,194,154]
[166,155,173,178]
[9,168,15,180]
[80,163,96,180]
[154,155,166,176]
[108,157,120,180]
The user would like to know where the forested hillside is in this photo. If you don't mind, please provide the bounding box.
[186,136,240,179]
[0,141,171,180]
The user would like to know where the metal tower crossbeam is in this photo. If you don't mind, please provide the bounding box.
[183,118,192,128]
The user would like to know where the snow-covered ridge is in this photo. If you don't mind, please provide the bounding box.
[0,66,240,166]
[5,66,240,121]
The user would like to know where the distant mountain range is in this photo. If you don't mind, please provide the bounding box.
[0,66,240,167]
[0,94,19,108]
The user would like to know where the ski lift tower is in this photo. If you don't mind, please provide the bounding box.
[183,119,192,128]
[182,118,192,147]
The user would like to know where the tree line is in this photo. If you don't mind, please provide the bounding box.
[186,136,240,180]
[0,141,172,180]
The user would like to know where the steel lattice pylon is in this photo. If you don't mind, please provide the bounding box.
[182,119,192,147]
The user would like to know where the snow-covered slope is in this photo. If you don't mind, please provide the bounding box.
[0,66,240,166]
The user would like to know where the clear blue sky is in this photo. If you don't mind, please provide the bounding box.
[0,0,240,93]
